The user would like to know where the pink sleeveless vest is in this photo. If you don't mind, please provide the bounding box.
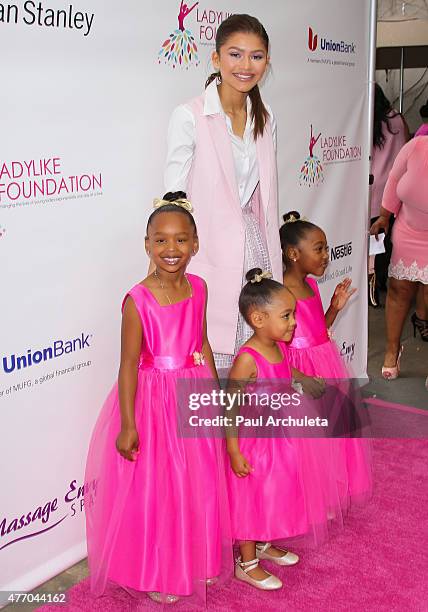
[186,93,282,354]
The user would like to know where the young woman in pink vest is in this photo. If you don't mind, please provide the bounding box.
[165,14,282,370]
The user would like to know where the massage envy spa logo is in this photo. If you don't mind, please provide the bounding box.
[0,478,97,552]
[340,339,355,364]
[0,2,94,36]
[2,332,92,374]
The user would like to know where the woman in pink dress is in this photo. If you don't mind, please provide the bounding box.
[85,193,232,605]
[371,136,428,379]
[280,212,372,512]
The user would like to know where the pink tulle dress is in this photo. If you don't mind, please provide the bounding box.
[287,277,372,527]
[226,344,308,542]
[85,274,232,604]
[226,340,367,548]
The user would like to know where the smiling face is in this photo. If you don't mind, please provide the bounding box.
[212,31,269,94]
[145,211,198,274]
[285,227,329,276]
[250,287,297,342]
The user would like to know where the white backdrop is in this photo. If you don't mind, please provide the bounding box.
[0,0,372,598]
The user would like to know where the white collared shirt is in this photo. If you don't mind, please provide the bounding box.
[164,80,276,207]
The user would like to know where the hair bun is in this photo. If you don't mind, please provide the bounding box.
[162,190,187,202]
[420,101,428,118]
[246,267,263,282]
[283,210,301,223]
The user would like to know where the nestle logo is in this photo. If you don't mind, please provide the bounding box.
[330,242,352,261]
[308,27,318,51]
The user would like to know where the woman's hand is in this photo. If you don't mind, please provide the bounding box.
[370,215,389,239]
[229,450,253,478]
[330,278,357,312]
[116,427,140,461]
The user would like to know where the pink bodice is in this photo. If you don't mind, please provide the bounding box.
[288,277,329,350]
[124,274,205,368]
[236,342,291,379]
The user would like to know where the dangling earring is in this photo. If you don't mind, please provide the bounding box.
[216,71,222,84]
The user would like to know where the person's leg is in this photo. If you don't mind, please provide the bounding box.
[238,541,273,581]
[376,216,394,292]
[384,278,418,367]
[415,283,428,321]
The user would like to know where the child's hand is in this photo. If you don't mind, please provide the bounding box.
[330,278,357,312]
[116,427,140,462]
[300,375,325,399]
[229,451,253,478]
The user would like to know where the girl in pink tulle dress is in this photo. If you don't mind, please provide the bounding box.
[226,267,302,592]
[85,192,232,606]
[280,212,372,517]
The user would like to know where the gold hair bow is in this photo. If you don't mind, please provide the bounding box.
[153,197,193,213]
[285,214,309,224]
[250,271,272,284]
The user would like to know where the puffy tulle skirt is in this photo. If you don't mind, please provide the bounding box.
[84,365,232,606]
[226,430,370,547]
[287,339,373,544]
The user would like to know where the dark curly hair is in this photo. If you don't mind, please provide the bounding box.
[239,268,285,324]
[279,211,320,262]
[373,84,401,149]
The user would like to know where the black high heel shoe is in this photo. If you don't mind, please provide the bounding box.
[410,313,428,342]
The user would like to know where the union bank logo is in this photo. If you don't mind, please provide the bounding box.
[158,1,200,69]
[307,25,356,54]
[308,27,318,51]
[299,125,324,187]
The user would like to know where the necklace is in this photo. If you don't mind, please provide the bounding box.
[154,269,192,305]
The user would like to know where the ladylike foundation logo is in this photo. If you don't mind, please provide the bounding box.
[158,0,200,69]
[299,125,324,187]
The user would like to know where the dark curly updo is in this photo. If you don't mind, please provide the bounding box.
[279,211,320,261]
[146,191,197,234]
[420,100,428,119]
[239,268,285,324]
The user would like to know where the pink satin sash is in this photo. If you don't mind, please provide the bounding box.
[139,355,199,370]
[290,333,329,349]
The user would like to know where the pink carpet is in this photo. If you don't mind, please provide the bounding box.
[37,439,427,611]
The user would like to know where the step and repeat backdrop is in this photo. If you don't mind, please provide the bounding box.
[0,0,371,596]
